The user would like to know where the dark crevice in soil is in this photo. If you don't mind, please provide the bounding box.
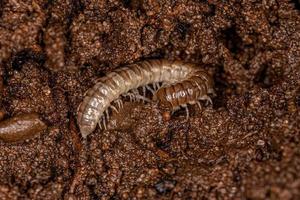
[11,50,46,71]
[291,0,300,10]
[174,20,191,40]
[213,65,229,109]
[253,63,273,88]
[204,4,216,17]
[220,25,242,55]
[65,0,85,55]
[0,0,4,19]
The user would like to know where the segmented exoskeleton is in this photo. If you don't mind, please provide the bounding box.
[154,68,214,118]
[77,59,214,138]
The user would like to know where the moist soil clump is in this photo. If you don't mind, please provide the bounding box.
[0,0,300,199]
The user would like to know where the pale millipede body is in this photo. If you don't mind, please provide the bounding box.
[77,59,214,138]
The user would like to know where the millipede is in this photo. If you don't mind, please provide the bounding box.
[77,59,215,138]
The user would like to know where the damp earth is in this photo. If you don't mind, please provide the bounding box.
[0,0,300,199]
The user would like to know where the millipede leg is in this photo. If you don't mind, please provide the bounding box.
[155,82,161,90]
[124,93,151,102]
[102,116,107,130]
[152,83,157,90]
[201,95,212,105]
[76,102,82,113]
[105,109,109,122]
[194,81,202,91]
[143,86,146,98]
[209,89,217,97]
[197,101,202,110]
[146,85,155,94]
[134,94,151,102]
[110,105,119,113]
[116,100,120,109]
[127,93,133,102]
[115,99,123,109]
[98,120,102,129]
[123,93,135,101]
[132,89,140,95]
[184,105,189,120]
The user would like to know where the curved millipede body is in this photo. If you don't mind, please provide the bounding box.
[77,59,214,138]
[0,113,47,143]
[154,68,214,111]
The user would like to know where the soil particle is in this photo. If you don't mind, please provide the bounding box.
[0,113,47,143]
[3,60,68,125]
[0,0,300,199]
[0,0,46,63]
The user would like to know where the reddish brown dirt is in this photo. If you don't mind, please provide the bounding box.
[0,0,299,199]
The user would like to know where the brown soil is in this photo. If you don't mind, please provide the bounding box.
[0,0,300,199]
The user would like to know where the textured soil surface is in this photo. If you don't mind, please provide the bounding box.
[0,0,300,199]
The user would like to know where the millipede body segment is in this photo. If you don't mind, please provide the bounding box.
[77,59,214,138]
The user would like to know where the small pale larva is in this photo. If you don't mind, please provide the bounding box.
[77,59,215,138]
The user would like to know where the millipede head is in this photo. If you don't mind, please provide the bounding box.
[153,88,174,111]
[153,88,175,122]
[78,121,96,139]
[162,111,171,121]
